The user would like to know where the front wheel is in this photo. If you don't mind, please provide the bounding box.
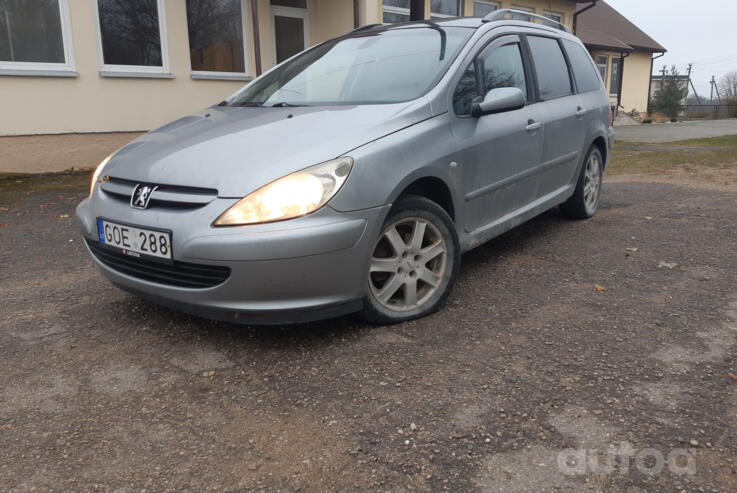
[561,146,604,219]
[361,195,459,325]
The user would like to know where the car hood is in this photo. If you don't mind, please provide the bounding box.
[103,100,433,198]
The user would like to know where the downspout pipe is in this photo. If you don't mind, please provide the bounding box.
[353,0,360,28]
[573,0,597,35]
[616,51,630,109]
[646,51,666,112]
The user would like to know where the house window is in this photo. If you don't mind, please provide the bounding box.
[94,0,168,73]
[509,5,534,21]
[0,0,75,73]
[473,1,499,17]
[543,11,564,24]
[609,57,620,95]
[431,0,461,17]
[596,55,608,83]
[186,0,247,74]
[271,0,306,6]
[383,0,410,23]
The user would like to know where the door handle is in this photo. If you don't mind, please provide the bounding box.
[526,119,542,132]
[576,106,588,118]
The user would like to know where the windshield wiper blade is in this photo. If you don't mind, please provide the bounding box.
[270,102,309,107]
[230,101,264,107]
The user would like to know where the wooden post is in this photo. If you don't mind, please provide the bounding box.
[251,0,262,76]
[410,0,424,21]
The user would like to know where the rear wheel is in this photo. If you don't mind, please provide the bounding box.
[361,196,459,324]
[561,146,603,219]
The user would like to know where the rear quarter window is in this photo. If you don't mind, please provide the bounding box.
[526,36,572,100]
[562,39,602,93]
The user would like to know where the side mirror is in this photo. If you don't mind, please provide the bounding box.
[471,87,526,117]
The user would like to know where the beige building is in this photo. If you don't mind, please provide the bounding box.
[576,1,666,114]
[2,0,657,136]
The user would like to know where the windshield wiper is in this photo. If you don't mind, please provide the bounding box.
[230,101,264,107]
[270,102,309,107]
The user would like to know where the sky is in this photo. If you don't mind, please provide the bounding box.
[605,0,737,99]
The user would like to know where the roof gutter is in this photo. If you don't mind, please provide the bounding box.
[573,0,598,35]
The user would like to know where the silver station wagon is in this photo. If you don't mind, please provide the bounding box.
[77,10,615,325]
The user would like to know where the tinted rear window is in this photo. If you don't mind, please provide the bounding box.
[527,36,572,100]
[562,39,602,93]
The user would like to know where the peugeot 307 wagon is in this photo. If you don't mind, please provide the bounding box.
[77,10,615,325]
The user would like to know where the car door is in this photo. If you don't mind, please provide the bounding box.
[450,34,544,233]
[524,35,587,196]
[561,38,612,174]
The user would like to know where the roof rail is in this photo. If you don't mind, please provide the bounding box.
[350,23,384,33]
[482,9,570,33]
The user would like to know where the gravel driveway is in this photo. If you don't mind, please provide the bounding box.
[616,119,737,143]
[1,174,736,492]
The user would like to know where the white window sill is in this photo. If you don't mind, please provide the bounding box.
[0,69,79,78]
[191,73,253,81]
[100,70,175,79]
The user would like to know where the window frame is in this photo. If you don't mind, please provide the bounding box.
[270,4,310,65]
[595,55,608,87]
[522,34,575,102]
[473,1,499,17]
[92,0,171,78]
[510,5,534,13]
[382,1,411,23]
[431,0,463,18]
[187,0,251,80]
[542,10,564,25]
[451,33,534,118]
[609,55,620,97]
[0,0,76,76]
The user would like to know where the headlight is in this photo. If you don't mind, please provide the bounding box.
[90,154,113,197]
[214,157,353,226]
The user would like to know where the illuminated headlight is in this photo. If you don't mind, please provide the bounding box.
[89,153,113,197]
[213,157,353,226]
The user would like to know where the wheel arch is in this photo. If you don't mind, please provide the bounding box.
[392,175,456,221]
[590,135,609,168]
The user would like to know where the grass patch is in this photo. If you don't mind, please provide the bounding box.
[608,135,737,175]
[0,170,90,205]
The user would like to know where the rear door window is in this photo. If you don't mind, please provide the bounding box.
[562,39,602,93]
[526,35,573,100]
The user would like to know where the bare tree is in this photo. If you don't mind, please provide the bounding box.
[719,71,737,99]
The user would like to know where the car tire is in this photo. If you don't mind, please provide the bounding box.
[560,146,604,220]
[361,195,460,325]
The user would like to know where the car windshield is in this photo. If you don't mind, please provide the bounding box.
[229,26,473,106]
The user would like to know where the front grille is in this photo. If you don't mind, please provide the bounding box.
[100,177,218,210]
[86,239,230,288]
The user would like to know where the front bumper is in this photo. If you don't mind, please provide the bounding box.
[76,195,390,324]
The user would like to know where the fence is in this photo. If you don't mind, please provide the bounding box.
[648,104,737,120]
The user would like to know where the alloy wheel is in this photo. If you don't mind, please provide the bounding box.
[369,217,448,312]
[583,152,602,213]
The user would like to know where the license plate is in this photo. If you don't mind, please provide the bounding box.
[97,218,172,260]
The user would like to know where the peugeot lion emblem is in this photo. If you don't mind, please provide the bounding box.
[130,184,157,209]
